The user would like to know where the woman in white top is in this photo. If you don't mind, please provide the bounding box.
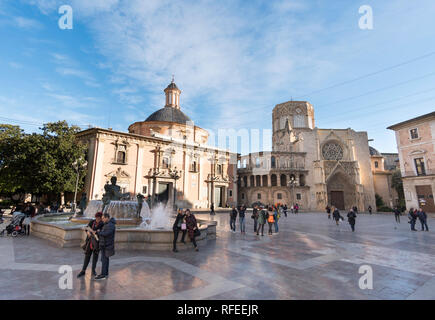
[22,214,31,236]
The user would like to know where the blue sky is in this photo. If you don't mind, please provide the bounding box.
[0,0,434,154]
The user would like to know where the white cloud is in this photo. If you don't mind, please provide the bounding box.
[13,16,43,29]
[65,0,336,129]
[46,93,101,108]
[27,0,435,154]
[51,53,71,62]
[55,67,101,87]
[9,62,23,69]
[271,0,307,12]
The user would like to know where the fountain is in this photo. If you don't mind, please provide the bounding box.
[140,202,173,230]
[31,176,216,250]
[83,200,103,217]
[73,176,153,225]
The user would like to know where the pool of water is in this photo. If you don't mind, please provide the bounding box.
[38,214,74,223]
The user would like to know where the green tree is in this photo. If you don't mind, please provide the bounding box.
[391,169,405,208]
[0,121,88,201]
[375,193,384,208]
[0,124,26,195]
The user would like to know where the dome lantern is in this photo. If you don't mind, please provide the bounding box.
[164,76,181,109]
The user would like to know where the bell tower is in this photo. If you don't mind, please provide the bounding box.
[272,101,315,151]
[164,76,181,109]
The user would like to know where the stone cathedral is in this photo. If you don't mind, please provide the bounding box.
[237,101,377,211]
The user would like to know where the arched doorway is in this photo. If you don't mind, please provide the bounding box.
[326,171,356,210]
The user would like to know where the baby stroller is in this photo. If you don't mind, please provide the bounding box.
[0,212,26,237]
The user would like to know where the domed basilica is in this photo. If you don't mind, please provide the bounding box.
[78,80,238,209]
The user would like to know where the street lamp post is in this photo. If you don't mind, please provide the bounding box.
[169,167,181,212]
[72,159,87,213]
[288,176,296,207]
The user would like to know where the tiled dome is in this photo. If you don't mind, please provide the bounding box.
[145,106,191,125]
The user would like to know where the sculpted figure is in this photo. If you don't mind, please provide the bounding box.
[102,176,130,211]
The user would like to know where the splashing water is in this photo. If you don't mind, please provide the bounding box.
[83,199,172,229]
[104,201,139,218]
[84,200,103,217]
[140,202,174,230]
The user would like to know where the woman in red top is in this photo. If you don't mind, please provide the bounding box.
[77,212,104,278]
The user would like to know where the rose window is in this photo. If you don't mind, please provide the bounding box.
[322,143,343,160]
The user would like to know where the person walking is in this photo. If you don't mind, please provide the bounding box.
[252,205,259,233]
[279,205,284,219]
[22,211,31,236]
[257,206,266,236]
[368,205,372,215]
[172,208,186,252]
[78,212,104,278]
[239,205,246,234]
[230,206,237,232]
[332,206,342,226]
[283,204,288,217]
[210,203,215,216]
[394,207,401,224]
[95,213,116,280]
[347,208,357,232]
[326,205,331,219]
[294,203,299,214]
[267,207,275,235]
[417,208,429,231]
[274,206,279,234]
[185,209,199,251]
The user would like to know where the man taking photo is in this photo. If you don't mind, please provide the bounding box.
[95,213,116,280]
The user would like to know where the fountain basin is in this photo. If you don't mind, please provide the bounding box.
[71,216,142,225]
[31,214,217,250]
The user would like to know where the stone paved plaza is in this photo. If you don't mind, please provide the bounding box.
[0,212,434,300]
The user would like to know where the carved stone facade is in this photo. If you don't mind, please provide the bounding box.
[238,101,377,211]
[77,81,237,209]
[388,111,435,212]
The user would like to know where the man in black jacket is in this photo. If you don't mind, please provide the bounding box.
[417,208,429,231]
[172,208,186,252]
[95,213,116,280]
[230,206,237,232]
[347,208,357,232]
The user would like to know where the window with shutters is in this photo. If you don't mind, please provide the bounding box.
[115,145,127,164]
[410,128,419,140]
[414,158,426,176]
